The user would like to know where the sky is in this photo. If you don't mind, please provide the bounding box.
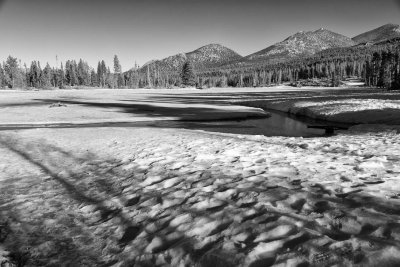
[0,0,399,71]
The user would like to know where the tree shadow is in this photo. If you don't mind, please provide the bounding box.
[0,135,240,266]
[1,133,400,266]
[34,98,266,122]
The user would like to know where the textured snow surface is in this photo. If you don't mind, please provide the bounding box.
[1,126,400,266]
[1,88,400,266]
[295,99,400,115]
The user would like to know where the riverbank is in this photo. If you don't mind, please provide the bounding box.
[3,87,400,127]
[233,88,400,125]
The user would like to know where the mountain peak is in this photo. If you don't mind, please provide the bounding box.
[188,43,242,68]
[197,43,223,49]
[246,28,355,63]
[140,44,242,72]
[382,23,399,28]
[353,24,400,43]
[192,43,228,54]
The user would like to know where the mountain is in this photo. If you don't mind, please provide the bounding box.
[243,28,356,64]
[353,24,400,44]
[141,44,242,72]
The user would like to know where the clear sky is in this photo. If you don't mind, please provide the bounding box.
[0,0,399,70]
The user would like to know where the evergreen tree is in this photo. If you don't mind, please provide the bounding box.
[146,65,152,87]
[97,62,103,87]
[0,64,4,88]
[59,63,65,88]
[70,60,78,86]
[277,69,282,84]
[394,52,400,89]
[113,55,121,73]
[29,61,40,87]
[4,56,19,88]
[101,60,107,87]
[105,67,113,88]
[40,63,52,87]
[181,61,196,86]
[118,73,124,88]
[77,59,87,86]
[65,60,72,86]
[90,69,98,87]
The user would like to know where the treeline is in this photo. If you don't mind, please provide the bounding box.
[124,40,400,89]
[194,40,400,89]
[2,40,399,90]
[0,55,144,89]
[0,54,191,90]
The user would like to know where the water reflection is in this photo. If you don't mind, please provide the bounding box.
[177,111,351,137]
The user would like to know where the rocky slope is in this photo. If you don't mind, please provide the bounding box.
[353,23,400,44]
[243,28,356,64]
[141,44,242,72]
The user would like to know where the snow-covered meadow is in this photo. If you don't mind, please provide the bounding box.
[1,87,400,266]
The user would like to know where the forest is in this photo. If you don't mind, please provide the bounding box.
[0,39,399,90]
[195,39,400,90]
[0,55,130,89]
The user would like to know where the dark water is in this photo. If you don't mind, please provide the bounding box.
[0,110,352,137]
[174,110,352,137]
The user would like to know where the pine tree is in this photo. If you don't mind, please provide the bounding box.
[105,67,113,88]
[41,63,52,88]
[59,63,65,88]
[65,60,71,86]
[4,56,19,88]
[71,60,78,86]
[113,55,121,73]
[118,73,124,88]
[0,64,4,88]
[113,55,122,88]
[90,69,98,87]
[29,61,39,87]
[97,62,102,87]
[77,59,86,86]
[277,69,282,84]
[181,61,196,87]
[146,65,152,88]
[394,52,400,89]
[101,60,107,87]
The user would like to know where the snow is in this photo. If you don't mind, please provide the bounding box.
[234,87,400,124]
[1,125,399,265]
[0,89,269,125]
[294,98,400,115]
[254,225,297,242]
[1,87,400,266]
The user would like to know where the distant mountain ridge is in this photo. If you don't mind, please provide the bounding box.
[353,24,400,44]
[138,24,400,72]
[141,44,242,72]
[242,28,356,64]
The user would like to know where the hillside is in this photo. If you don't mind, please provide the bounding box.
[353,23,400,44]
[141,44,242,72]
[241,28,356,64]
[129,24,400,89]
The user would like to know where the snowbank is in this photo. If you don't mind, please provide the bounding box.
[234,88,400,124]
